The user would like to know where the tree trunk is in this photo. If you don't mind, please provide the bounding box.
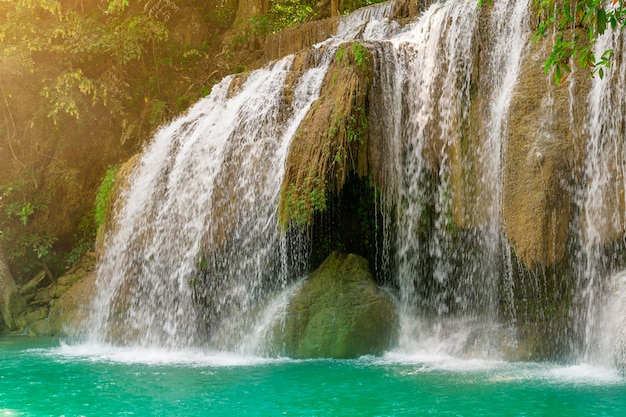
[331,0,340,16]
[234,0,268,23]
[0,244,21,331]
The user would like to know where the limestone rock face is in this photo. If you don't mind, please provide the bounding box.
[279,42,376,227]
[503,36,588,268]
[271,251,398,359]
[95,154,141,254]
[46,270,97,337]
[22,252,97,336]
[263,17,339,62]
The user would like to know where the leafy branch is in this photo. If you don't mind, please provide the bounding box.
[533,0,626,84]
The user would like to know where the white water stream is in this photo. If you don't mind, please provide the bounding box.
[581,16,626,364]
[86,0,626,365]
[90,55,331,349]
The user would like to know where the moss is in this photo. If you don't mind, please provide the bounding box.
[309,174,393,285]
[267,251,398,358]
[94,165,121,227]
[278,42,373,229]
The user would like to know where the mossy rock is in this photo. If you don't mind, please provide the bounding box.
[270,251,398,358]
[47,271,97,337]
[28,318,53,337]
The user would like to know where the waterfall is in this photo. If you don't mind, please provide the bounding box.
[581,20,626,363]
[86,0,626,363]
[87,1,400,352]
[89,55,331,350]
[366,0,529,356]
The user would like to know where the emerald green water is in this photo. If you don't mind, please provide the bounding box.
[1,336,625,416]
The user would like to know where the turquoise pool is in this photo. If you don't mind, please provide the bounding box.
[1,336,625,416]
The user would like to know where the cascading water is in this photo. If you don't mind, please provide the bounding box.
[579,18,626,364]
[87,2,398,352]
[370,0,485,354]
[86,0,626,365]
[364,0,529,356]
[89,54,331,350]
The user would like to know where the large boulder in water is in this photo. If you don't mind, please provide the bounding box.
[271,251,398,359]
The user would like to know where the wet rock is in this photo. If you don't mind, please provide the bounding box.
[95,155,141,254]
[29,318,53,337]
[44,272,96,337]
[270,251,398,358]
[19,270,52,296]
[13,252,97,336]
[47,255,97,337]
[20,308,48,327]
[263,17,339,62]
[502,35,589,268]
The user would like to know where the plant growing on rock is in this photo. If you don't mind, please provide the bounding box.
[531,0,626,83]
[279,42,372,228]
[95,165,121,228]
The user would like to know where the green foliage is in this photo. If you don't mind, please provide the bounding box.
[108,0,130,13]
[0,170,57,276]
[0,0,169,124]
[65,211,96,267]
[336,47,345,63]
[332,43,370,147]
[264,0,316,33]
[41,69,110,123]
[280,174,328,228]
[341,0,386,15]
[95,165,120,227]
[148,99,168,126]
[260,0,387,34]
[206,0,238,29]
[351,43,369,68]
[0,173,48,230]
[532,0,626,84]
[0,0,241,279]
[336,42,371,70]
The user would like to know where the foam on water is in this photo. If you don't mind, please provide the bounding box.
[32,340,625,387]
[544,363,623,385]
[3,337,626,416]
[375,351,624,385]
[379,350,504,373]
[43,342,283,367]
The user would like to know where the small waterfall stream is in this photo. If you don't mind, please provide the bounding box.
[90,55,331,350]
[87,0,626,364]
[580,21,626,363]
